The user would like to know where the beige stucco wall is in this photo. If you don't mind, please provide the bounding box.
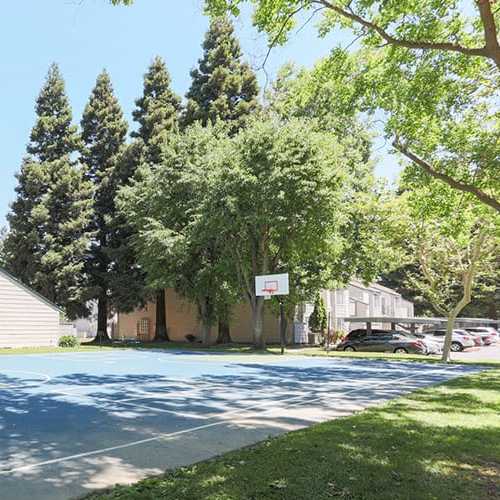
[117,289,290,344]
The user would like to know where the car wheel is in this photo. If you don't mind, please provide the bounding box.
[450,342,463,352]
[394,347,408,354]
[343,346,356,352]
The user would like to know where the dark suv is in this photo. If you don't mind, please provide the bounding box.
[337,329,427,354]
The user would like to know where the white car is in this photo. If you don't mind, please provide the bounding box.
[464,327,499,344]
[395,332,442,354]
[422,329,476,352]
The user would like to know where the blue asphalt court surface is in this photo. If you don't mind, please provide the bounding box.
[0,350,484,500]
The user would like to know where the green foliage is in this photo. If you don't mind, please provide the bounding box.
[0,227,6,267]
[120,114,361,346]
[4,65,93,318]
[392,180,499,361]
[119,124,236,344]
[308,293,327,333]
[182,17,259,134]
[205,1,500,212]
[129,57,184,339]
[81,70,132,330]
[267,60,403,287]
[27,63,82,162]
[132,56,181,165]
[58,335,79,348]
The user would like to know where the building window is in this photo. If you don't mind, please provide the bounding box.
[137,318,150,338]
[381,297,388,315]
[349,301,356,315]
[336,291,345,305]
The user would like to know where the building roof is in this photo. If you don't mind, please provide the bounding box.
[0,267,62,313]
[349,279,403,297]
[347,316,498,325]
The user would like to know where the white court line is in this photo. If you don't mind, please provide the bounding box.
[0,365,466,475]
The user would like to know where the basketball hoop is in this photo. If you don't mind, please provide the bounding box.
[255,273,290,354]
[255,274,289,298]
[261,280,278,299]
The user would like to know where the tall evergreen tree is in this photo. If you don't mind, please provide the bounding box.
[183,18,259,343]
[182,17,259,134]
[131,56,182,341]
[81,70,128,341]
[27,64,81,161]
[4,64,92,318]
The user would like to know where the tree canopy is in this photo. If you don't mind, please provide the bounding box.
[204,1,500,213]
[182,17,259,134]
[4,64,93,318]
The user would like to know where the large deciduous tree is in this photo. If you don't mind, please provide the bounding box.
[131,57,182,342]
[119,124,237,345]
[81,70,128,341]
[4,64,92,318]
[397,183,498,362]
[208,116,348,348]
[183,18,260,343]
[205,1,500,213]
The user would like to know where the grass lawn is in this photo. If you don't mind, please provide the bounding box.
[0,342,262,356]
[84,368,500,500]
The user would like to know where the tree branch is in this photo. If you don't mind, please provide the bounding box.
[476,0,500,68]
[392,140,500,213]
[314,0,498,67]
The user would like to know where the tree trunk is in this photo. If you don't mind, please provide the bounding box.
[251,295,265,349]
[154,289,169,342]
[93,294,110,343]
[440,228,487,362]
[201,321,211,346]
[441,313,457,362]
[199,296,212,346]
[216,318,232,344]
[279,300,287,354]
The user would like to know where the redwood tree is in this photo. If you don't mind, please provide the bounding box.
[81,70,128,341]
[4,64,92,318]
[131,56,182,341]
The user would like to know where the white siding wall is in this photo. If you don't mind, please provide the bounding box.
[0,272,60,348]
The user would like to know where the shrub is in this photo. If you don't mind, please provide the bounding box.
[308,293,327,334]
[58,335,79,348]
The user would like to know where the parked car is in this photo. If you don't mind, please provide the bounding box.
[397,332,442,355]
[338,329,427,354]
[464,327,498,344]
[454,328,483,346]
[422,329,475,352]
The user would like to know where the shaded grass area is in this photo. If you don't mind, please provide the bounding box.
[85,369,500,500]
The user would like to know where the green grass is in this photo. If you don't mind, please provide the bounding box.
[84,369,500,500]
[0,345,115,355]
[0,342,264,356]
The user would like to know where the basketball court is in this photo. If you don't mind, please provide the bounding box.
[0,349,483,500]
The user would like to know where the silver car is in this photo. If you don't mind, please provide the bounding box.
[422,329,476,352]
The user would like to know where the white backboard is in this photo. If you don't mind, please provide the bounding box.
[255,273,289,297]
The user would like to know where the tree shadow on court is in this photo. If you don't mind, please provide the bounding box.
[0,361,491,500]
[80,370,500,500]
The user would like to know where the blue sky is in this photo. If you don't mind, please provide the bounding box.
[0,0,400,226]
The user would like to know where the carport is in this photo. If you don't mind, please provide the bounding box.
[347,316,499,334]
